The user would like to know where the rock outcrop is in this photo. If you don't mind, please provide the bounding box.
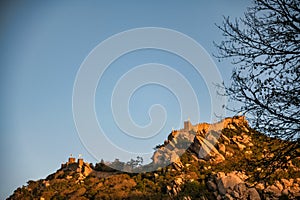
[151,116,248,168]
[151,116,299,200]
[190,135,225,163]
[8,116,300,200]
[205,171,261,199]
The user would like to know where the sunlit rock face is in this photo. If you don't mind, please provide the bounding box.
[8,116,300,200]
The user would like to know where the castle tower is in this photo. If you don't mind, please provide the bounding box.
[184,119,192,131]
[78,154,84,167]
[68,154,76,163]
[78,158,84,167]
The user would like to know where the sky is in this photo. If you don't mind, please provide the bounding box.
[0,0,251,199]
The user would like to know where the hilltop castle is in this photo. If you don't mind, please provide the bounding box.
[61,155,92,176]
[179,116,247,133]
[167,116,248,143]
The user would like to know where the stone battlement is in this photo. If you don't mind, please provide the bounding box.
[180,116,247,134]
[61,155,92,176]
[61,155,85,169]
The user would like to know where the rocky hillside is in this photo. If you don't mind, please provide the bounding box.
[8,116,300,200]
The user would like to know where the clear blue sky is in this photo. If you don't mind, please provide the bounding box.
[0,0,251,198]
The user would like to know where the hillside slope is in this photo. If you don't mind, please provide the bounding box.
[8,116,300,200]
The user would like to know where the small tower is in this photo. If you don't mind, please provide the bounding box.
[184,118,192,131]
[68,154,76,163]
[78,154,83,167]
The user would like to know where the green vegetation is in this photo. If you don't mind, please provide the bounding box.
[8,119,300,199]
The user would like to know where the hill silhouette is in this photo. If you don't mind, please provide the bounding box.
[8,116,300,199]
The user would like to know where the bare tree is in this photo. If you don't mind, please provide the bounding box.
[215,0,299,172]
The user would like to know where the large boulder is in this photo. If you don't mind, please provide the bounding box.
[247,188,261,200]
[191,135,225,163]
[217,173,243,195]
[233,183,247,199]
[207,180,218,191]
[265,185,282,197]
